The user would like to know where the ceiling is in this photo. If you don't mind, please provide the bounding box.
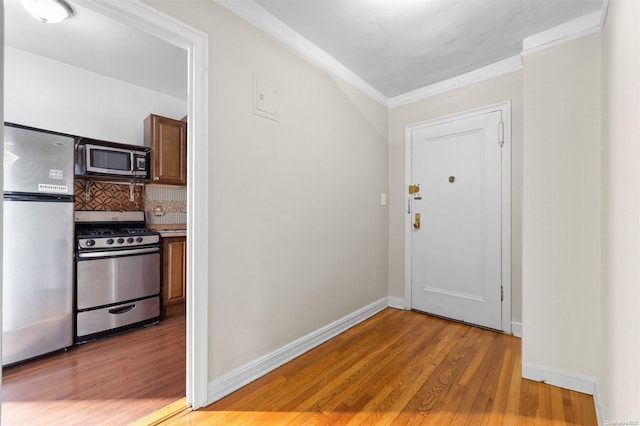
[4,0,603,102]
[253,0,603,98]
[4,0,188,100]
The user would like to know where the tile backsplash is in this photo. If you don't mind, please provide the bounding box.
[145,184,187,228]
[74,180,144,211]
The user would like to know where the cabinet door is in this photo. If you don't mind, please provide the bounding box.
[162,237,186,306]
[145,114,187,185]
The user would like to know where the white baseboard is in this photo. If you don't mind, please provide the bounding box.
[207,296,389,404]
[522,361,596,395]
[387,296,406,309]
[593,380,604,425]
[511,321,522,338]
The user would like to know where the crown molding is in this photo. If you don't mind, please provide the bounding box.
[215,0,606,108]
[522,11,601,56]
[388,55,522,109]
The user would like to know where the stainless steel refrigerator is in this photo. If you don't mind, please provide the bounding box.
[3,123,75,365]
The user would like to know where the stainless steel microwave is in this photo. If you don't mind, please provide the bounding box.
[75,139,150,179]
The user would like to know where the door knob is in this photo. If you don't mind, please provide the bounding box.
[414,213,421,230]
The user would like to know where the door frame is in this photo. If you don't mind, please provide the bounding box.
[404,101,512,333]
[72,0,210,409]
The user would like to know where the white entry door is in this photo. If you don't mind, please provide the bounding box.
[410,110,504,330]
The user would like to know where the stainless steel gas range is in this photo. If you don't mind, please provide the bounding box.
[74,211,161,343]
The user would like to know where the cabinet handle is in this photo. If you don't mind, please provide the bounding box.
[153,177,160,181]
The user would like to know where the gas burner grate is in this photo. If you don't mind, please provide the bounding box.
[78,228,114,237]
[121,228,153,235]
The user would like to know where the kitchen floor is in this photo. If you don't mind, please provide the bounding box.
[1,304,185,426]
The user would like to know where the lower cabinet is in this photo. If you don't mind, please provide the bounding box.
[162,236,186,307]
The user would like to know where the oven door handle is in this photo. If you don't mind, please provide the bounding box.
[78,246,160,259]
[109,304,136,315]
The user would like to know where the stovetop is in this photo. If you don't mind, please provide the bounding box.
[77,227,157,238]
[75,211,160,250]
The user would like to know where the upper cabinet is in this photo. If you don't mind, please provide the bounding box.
[144,114,187,185]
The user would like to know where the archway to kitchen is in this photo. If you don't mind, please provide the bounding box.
[1,0,209,419]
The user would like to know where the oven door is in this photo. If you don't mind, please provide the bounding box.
[76,247,160,310]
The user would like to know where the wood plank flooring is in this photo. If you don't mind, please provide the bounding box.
[2,304,186,426]
[163,308,597,425]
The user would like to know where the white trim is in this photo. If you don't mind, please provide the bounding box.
[600,0,610,28]
[207,297,388,403]
[387,296,406,310]
[522,11,601,56]
[404,101,512,333]
[388,56,522,109]
[214,0,388,107]
[73,0,210,410]
[511,321,522,338]
[594,380,605,426]
[1,2,4,405]
[522,361,597,395]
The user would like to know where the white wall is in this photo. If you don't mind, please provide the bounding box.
[601,0,640,420]
[521,34,602,379]
[143,0,389,381]
[4,47,187,145]
[388,71,524,323]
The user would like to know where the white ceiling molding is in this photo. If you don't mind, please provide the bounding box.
[522,11,602,56]
[600,0,610,28]
[214,0,388,106]
[215,0,605,109]
[388,56,522,109]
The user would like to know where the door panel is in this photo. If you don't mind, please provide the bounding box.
[3,125,75,195]
[410,111,502,330]
[76,252,160,310]
[2,200,74,365]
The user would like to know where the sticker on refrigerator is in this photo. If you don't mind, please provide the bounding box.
[38,184,69,193]
[49,169,64,180]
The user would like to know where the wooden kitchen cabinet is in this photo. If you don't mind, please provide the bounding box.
[162,236,186,307]
[144,114,187,185]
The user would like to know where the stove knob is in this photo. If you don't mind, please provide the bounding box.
[106,238,114,245]
[86,239,95,247]
[135,237,143,243]
[117,238,125,244]
[127,237,134,244]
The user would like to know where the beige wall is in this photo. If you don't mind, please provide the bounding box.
[137,2,640,418]
[388,72,524,323]
[521,34,601,377]
[601,0,640,419]
[143,0,389,380]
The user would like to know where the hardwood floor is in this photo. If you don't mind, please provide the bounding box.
[162,308,597,425]
[2,304,186,426]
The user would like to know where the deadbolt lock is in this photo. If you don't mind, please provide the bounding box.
[409,184,420,194]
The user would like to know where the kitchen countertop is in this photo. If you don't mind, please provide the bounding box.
[159,230,187,238]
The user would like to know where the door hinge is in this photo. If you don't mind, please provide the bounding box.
[501,285,504,302]
[498,120,504,147]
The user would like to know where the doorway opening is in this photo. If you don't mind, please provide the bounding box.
[1,0,209,420]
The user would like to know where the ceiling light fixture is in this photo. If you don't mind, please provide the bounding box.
[20,0,74,24]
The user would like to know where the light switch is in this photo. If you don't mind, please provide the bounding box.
[253,75,279,122]
[381,193,387,206]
